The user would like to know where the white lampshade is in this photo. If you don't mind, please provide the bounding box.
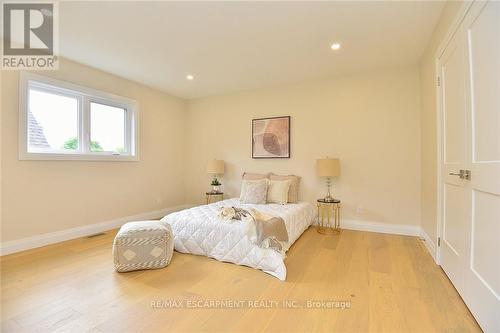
[316,158,340,177]
[206,159,225,174]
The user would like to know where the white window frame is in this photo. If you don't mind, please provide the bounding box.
[19,72,139,161]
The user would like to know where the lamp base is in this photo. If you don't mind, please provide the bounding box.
[323,195,336,203]
[324,178,335,202]
[323,177,335,202]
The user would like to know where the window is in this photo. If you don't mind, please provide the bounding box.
[28,88,79,153]
[19,72,138,161]
[90,102,126,153]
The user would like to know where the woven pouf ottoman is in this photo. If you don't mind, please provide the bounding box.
[112,221,174,272]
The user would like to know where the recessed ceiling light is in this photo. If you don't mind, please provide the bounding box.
[331,43,341,50]
[186,75,194,80]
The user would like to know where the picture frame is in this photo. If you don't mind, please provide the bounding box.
[252,116,290,158]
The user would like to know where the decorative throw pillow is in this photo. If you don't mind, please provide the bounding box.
[240,179,268,204]
[242,172,270,180]
[267,180,292,204]
[269,173,301,203]
[240,179,260,200]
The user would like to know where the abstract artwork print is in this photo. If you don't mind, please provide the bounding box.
[252,116,290,158]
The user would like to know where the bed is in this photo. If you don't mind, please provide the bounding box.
[159,198,315,280]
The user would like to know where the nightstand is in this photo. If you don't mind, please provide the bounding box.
[206,192,224,205]
[317,199,341,235]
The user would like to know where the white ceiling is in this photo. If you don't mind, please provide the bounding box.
[60,1,445,99]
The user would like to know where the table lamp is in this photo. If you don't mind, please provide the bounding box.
[206,159,225,193]
[316,158,340,202]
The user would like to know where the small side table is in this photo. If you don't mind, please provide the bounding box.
[206,192,224,205]
[317,199,341,235]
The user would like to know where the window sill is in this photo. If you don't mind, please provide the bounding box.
[19,152,139,161]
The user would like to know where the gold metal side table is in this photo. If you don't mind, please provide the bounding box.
[206,192,224,205]
[317,199,341,235]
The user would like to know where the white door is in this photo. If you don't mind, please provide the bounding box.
[439,1,500,332]
[439,22,469,298]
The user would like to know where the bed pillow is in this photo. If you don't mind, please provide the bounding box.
[240,179,268,204]
[240,179,263,200]
[242,172,270,180]
[269,173,301,203]
[267,180,292,204]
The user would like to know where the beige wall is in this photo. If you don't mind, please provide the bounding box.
[1,59,186,242]
[185,67,422,227]
[419,1,463,242]
[2,3,463,243]
[0,69,3,241]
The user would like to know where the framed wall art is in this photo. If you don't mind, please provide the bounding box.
[252,116,290,158]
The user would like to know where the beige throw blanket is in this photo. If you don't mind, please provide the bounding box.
[218,207,289,253]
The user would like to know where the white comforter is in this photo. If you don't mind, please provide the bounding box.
[160,198,315,280]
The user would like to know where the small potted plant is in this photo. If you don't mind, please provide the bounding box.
[211,177,221,194]
[207,159,224,194]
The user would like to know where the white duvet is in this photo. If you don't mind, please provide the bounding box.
[160,198,315,280]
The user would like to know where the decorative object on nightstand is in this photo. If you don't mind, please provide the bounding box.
[206,192,224,205]
[317,199,341,235]
[206,159,225,193]
[316,157,340,202]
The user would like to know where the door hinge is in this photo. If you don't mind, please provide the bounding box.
[438,237,441,247]
[437,76,441,87]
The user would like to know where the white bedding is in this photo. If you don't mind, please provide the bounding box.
[160,198,315,280]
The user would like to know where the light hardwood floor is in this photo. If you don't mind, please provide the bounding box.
[1,227,481,332]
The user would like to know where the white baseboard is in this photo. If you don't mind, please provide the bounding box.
[341,219,421,236]
[340,219,438,262]
[2,208,435,257]
[420,228,437,263]
[0,204,193,256]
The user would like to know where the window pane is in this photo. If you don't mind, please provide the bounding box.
[90,102,126,153]
[28,88,79,152]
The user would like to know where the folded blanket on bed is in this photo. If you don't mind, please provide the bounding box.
[218,207,289,253]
